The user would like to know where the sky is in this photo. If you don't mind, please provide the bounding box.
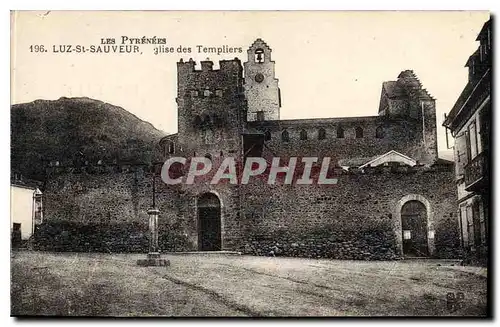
[11,11,490,158]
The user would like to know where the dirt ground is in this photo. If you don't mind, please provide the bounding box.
[10,251,488,317]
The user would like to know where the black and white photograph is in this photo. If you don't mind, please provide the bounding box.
[9,10,491,317]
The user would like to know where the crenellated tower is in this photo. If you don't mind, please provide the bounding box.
[175,58,246,160]
[244,39,281,121]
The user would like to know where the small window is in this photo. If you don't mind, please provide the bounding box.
[264,130,272,141]
[215,89,223,97]
[281,130,290,142]
[256,111,265,121]
[376,126,385,139]
[203,89,211,97]
[300,129,308,141]
[255,48,265,63]
[318,128,326,140]
[336,126,344,138]
[168,142,175,154]
[194,115,202,127]
[190,90,198,97]
[355,127,364,138]
[213,114,222,127]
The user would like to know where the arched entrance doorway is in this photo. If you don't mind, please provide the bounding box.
[401,200,428,257]
[197,193,221,251]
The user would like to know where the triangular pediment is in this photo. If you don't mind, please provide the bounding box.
[359,150,417,169]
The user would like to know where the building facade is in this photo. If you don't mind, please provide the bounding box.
[443,19,491,264]
[43,39,460,259]
[10,175,43,247]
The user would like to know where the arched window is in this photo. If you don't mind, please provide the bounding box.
[264,130,272,141]
[168,141,175,154]
[281,130,290,142]
[337,126,344,138]
[318,128,326,140]
[300,129,308,141]
[194,115,202,127]
[355,127,364,138]
[255,48,265,63]
[376,126,385,139]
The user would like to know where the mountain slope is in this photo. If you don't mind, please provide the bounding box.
[11,97,167,181]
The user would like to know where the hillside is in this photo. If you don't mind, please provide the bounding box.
[11,97,167,182]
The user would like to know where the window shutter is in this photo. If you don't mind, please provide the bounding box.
[455,132,467,179]
[479,106,490,153]
[466,205,474,247]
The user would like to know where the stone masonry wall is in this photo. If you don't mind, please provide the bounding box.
[43,166,194,252]
[238,166,459,259]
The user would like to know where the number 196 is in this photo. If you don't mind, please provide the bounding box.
[29,45,46,52]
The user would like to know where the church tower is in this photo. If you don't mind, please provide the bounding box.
[244,39,281,121]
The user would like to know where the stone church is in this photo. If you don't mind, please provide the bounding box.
[44,39,459,259]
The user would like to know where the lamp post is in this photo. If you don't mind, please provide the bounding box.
[137,165,170,267]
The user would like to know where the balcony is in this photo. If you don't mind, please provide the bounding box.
[465,151,488,191]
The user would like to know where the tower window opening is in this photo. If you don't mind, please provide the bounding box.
[256,111,265,121]
[194,115,202,127]
[300,129,308,141]
[355,127,364,138]
[213,114,222,127]
[337,126,344,139]
[318,128,326,140]
[254,48,265,63]
[281,130,290,142]
[264,130,272,141]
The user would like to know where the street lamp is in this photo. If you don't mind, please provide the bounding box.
[137,165,170,267]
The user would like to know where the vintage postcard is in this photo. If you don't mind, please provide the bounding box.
[10,11,491,317]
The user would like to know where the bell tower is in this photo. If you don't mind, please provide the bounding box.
[244,38,281,121]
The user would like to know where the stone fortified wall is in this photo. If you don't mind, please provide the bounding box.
[41,162,459,259]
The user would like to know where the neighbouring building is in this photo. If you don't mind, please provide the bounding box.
[443,18,491,264]
[43,39,459,259]
[10,174,43,247]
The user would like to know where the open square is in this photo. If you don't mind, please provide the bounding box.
[11,251,487,317]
